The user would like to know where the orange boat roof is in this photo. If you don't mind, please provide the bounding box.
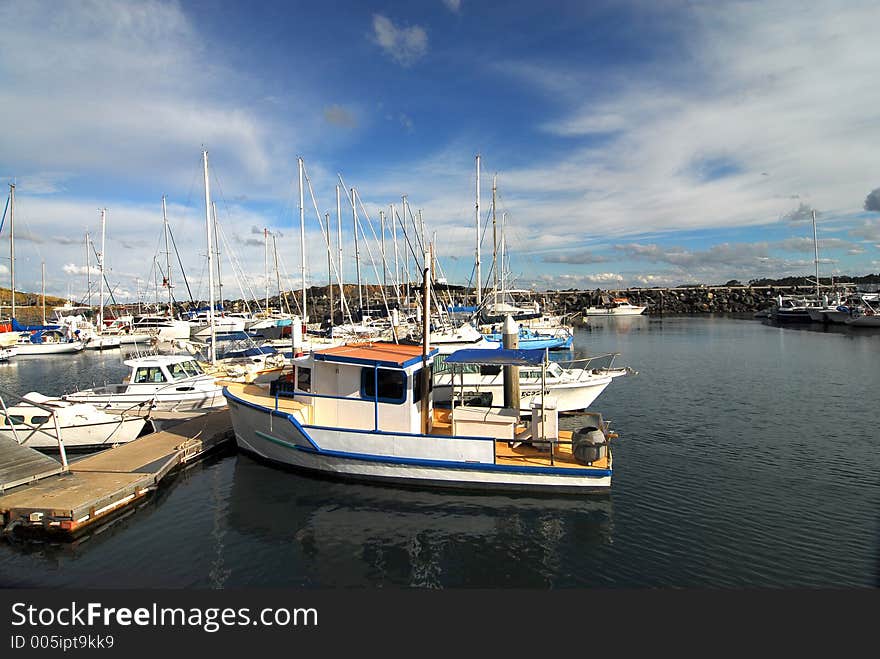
[314,342,435,368]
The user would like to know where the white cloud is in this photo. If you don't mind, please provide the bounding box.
[372,14,428,66]
[443,0,462,13]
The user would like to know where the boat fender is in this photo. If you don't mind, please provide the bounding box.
[572,426,607,465]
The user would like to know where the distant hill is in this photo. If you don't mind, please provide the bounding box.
[0,286,70,324]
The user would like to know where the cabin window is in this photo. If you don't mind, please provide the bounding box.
[479,365,501,376]
[180,361,202,377]
[30,415,51,425]
[297,367,311,392]
[2,415,25,426]
[361,368,406,404]
[168,362,190,380]
[134,367,167,384]
[412,368,433,404]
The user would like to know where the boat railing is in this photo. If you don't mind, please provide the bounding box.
[0,385,69,470]
[554,352,625,380]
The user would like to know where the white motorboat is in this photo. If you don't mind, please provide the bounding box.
[433,351,633,413]
[62,354,226,412]
[0,392,147,451]
[583,297,646,317]
[224,341,619,493]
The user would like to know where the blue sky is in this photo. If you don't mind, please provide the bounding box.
[2,0,880,304]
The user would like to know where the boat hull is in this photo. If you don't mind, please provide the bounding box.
[432,376,611,413]
[63,389,226,412]
[224,390,611,493]
[15,341,85,355]
[0,416,147,451]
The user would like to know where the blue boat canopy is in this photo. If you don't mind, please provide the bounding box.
[443,348,546,366]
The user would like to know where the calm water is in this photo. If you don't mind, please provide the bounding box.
[1,315,878,588]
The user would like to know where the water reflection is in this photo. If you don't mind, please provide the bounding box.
[583,315,650,335]
[226,453,614,588]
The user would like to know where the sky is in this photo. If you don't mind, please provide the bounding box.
[2,0,880,305]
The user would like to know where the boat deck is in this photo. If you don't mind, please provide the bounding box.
[432,407,608,469]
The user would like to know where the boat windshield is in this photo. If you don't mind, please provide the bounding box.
[179,360,204,377]
[168,361,192,380]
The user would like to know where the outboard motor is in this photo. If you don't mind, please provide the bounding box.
[572,426,607,465]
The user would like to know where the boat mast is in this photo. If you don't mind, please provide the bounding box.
[391,203,399,306]
[272,233,282,310]
[402,195,410,310]
[352,187,363,314]
[380,209,387,290]
[212,201,223,315]
[99,208,106,333]
[811,209,820,299]
[491,173,498,308]
[264,227,269,314]
[325,211,333,329]
[500,211,506,300]
[85,232,92,309]
[41,261,46,325]
[162,195,173,316]
[421,242,433,435]
[9,183,14,319]
[475,154,481,307]
[298,156,307,323]
[336,185,344,319]
[202,149,216,365]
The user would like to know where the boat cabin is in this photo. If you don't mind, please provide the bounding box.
[277,342,435,434]
[123,356,207,388]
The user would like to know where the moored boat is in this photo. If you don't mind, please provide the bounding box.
[62,354,226,412]
[223,341,617,493]
[0,392,147,451]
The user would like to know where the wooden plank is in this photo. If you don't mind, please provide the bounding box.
[0,436,65,491]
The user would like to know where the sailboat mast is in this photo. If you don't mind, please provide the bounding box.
[380,210,387,289]
[391,203,399,306]
[491,173,498,307]
[811,209,820,299]
[336,186,344,318]
[475,154,481,307]
[41,261,46,325]
[352,188,363,314]
[402,195,410,310]
[162,195,173,315]
[325,212,333,328]
[298,156,307,323]
[212,201,223,314]
[9,183,14,319]
[99,208,106,332]
[203,149,216,364]
[501,211,506,299]
[264,228,269,314]
[85,232,92,308]
[272,234,281,307]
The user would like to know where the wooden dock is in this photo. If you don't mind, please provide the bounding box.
[0,437,66,492]
[0,408,233,538]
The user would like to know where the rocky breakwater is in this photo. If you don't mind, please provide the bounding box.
[548,286,800,316]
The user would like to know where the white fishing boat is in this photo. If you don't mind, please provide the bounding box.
[224,341,618,493]
[0,392,147,451]
[0,345,17,361]
[433,350,633,413]
[583,297,646,317]
[62,354,226,412]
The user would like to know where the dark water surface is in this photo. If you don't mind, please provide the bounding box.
[1,315,878,588]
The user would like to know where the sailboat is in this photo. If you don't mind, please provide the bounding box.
[2,184,83,355]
